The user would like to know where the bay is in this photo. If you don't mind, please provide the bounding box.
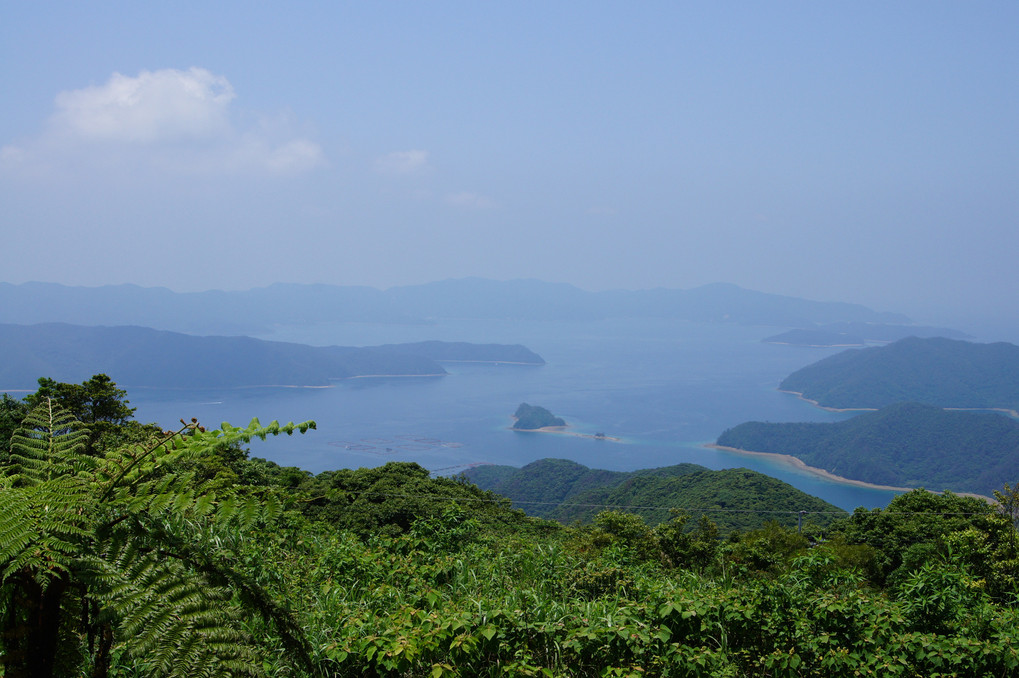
[128,317,902,511]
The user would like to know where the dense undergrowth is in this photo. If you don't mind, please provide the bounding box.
[3,376,1019,676]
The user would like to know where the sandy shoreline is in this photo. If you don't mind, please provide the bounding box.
[781,390,1019,419]
[706,443,913,492]
[511,424,623,442]
[777,390,877,413]
[706,443,994,501]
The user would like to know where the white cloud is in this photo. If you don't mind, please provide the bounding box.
[445,191,496,209]
[51,68,234,143]
[374,149,429,175]
[1,68,325,176]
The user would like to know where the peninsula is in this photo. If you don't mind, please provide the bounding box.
[0,323,545,389]
[716,402,1019,496]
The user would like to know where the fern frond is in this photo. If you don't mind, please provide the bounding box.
[5,398,92,485]
[0,479,91,586]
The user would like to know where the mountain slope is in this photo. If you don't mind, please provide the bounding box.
[779,337,1019,411]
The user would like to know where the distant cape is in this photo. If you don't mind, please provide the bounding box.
[0,323,543,389]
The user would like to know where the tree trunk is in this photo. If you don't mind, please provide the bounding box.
[2,571,68,678]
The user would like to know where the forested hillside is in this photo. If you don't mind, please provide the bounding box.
[465,458,845,532]
[779,336,1019,411]
[717,403,1019,496]
[5,376,1019,677]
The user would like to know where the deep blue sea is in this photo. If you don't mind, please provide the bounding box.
[124,317,903,511]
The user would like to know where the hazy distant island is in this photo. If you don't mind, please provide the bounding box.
[779,336,1019,413]
[762,322,968,347]
[0,279,911,335]
[463,458,845,532]
[0,323,544,389]
[716,402,1019,496]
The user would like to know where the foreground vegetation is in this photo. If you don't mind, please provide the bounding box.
[4,376,1019,677]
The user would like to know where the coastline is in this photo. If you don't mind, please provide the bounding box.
[781,389,1019,419]
[777,390,877,413]
[437,359,545,366]
[706,444,994,501]
[344,373,447,379]
[764,341,865,348]
[706,443,915,492]
[511,424,623,442]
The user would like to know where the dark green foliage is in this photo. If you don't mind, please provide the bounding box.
[832,489,1016,593]
[466,458,632,518]
[18,374,163,457]
[717,402,1019,495]
[0,401,319,677]
[779,336,1019,410]
[512,403,566,430]
[299,461,528,538]
[472,459,845,533]
[0,393,30,458]
[550,468,844,533]
[26,373,136,425]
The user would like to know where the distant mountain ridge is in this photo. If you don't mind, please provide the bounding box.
[0,279,911,335]
[779,336,1019,411]
[463,458,845,532]
[0,323,542,389]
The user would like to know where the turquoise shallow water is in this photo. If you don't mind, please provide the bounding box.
[125,318,903,511]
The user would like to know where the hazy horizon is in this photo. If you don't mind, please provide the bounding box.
[2,3,1016,327]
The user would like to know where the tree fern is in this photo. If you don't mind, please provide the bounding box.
[0,402,319,678]
[6,397,91,485]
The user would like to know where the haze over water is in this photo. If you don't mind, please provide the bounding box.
[130,317,902,512]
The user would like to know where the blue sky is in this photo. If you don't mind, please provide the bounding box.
[1,2,1016,324]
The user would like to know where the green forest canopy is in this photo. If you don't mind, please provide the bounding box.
[465,458,846,533]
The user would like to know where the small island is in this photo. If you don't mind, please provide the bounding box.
[510,403,622,441]
[512,403,565,430]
